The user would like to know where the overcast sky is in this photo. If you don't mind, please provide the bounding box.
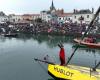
[0,0,100,15]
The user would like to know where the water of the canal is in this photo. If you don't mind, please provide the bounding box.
[0,34,100,80]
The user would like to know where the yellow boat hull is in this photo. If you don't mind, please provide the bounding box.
[48,64,100,80]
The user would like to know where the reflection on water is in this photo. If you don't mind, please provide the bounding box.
[0,34,100,80]
[17,34,74,48]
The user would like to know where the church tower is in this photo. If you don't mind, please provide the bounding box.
[50,0,56,11]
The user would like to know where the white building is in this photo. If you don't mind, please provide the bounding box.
[40,11,51,21]
[72,9,94,24]
[58,13,73,23]
[32,14,40,20]
[98,13,100,23]
[0,11,8,23]
[40,0,58,22]
[8,14,23,22]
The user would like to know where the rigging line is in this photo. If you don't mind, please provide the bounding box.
[65,46,78,65]
[44,54,56,64]
[34,58,50,73]
[92,61,100,71]
[37,61,53,79]
[49,55,56,64]
[34,58,55,65]
[38,61,48,73]
[66,6,100,66]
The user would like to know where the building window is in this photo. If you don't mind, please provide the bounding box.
[18,19,20,21]
[87,15,89,18]
[48,16,51,18]
[59,18,61,20]
[13,19,15,22]
[75,16,76,19]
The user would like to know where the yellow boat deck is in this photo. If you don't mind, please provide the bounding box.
[67,65,100,79]
[48,64,100,80]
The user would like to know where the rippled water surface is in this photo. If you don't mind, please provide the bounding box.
[0,34,100,80]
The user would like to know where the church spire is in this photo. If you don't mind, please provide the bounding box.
[50,0,56,11]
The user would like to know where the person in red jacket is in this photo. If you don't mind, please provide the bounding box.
[58,43,66,66]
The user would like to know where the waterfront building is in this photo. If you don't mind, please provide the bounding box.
[22,14,33,21]
[40,11,52,22]
[8,14,40,23]
[40,11,58,23]
[72,9,94,24]
[32,14,40,20]
[8,14,23,22]
[98,13,100,23]
[40,0,73,24]
[57,11,73,23]
[40,0,58,22]
[0,11,8,23]
[22,14,40,21]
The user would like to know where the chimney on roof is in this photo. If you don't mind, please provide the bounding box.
[92,8,94,13]
[61,9,64,14]
[74,9,76,13]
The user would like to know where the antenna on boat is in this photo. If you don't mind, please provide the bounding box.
[66,6,100,65]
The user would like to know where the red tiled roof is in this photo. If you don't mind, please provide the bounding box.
[31,14,40,16]
[58,13,73,17]
[22,14,40,16]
